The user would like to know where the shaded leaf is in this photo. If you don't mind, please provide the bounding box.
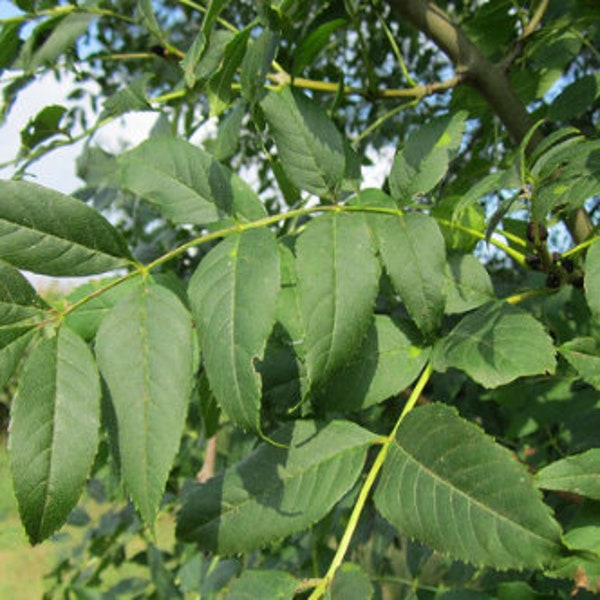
[559,337,600,390]
[444,254,494,314]
[226,569,298,599]
[261,87,345,197]
[536,449,600,501]
[118,137,266,225]
[549,74,600,122]
[293,19,347,76]
[314,316,430,412]
[188,228,280,431]
[373,213,446,337]
[95,283,197,525]
[177,420,377,552]
[9,326,100,544]
[585,240,600,318]
[327,563,374,600]
[374,403,563,569]
[433,302,556,388]
[296,212,379,387]
[0,180,133,276]
[240,28,278,103]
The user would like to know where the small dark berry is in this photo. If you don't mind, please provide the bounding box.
[150,44,167,57]
[525,253,542,270]
[561,257,575,273]
[526,221,549,243]
[546,272,561,289]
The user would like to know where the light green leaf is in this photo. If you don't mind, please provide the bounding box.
[176,420,377,552]
[327,563,374,600]
[432,194,485,252]
[95,283,196,525]
[433,302,556,388]
[226,570,298,600]
[444,253,495,314]
[261,87,346,197]
[118,137,266,225]
[9,326,100,544]
[536,449,600,501]
[374,403,563,569]
[389,112,467,201]
[296,213,379,387]
[585,240,600,318]
[188,228,280,431]
[373,213,446,337]
[100,75,153,120]
[314,316,429,411]
[0,180,133,276]
[559,337,600,390]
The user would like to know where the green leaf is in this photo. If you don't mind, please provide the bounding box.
[374,403,563,569]
[240,28,278,103]
[326,563,374,600]
[536,449,600,501]
[559,337,600,390]
[0,180,133,276]
[0,259,44,306]
[226,570,298,599]
[444,253,495,314]
[292,18,347,76]
[18,13,94,71]
[20,104,67,151]
[100,74,153,120]
[549,74,600,122]
[118,137,266,225]
[176,419,377,552]
[373,213,446,337]
[433,302,556,387]
[188,228,280,431]
[389,112,467,201]
[261,87,346,197]
[95,283,197,525]
[314,316,430,412]
[296,212,379,387]
[432,195,485,252]
[585,240,600,318]
[209,101,246,161]
[9,326,100,544]
[137,0,164,43]
[0,22,23,72]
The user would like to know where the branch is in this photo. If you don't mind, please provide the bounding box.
[388,0,593,243]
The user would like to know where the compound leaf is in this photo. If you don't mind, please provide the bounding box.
[177,420,377,552]
[374,403,563,569]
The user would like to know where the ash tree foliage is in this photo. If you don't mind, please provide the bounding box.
[1,0,600,597]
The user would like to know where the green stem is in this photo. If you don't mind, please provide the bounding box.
[308,363,433,599]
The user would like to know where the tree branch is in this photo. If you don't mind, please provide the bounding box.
[388,0,593,243]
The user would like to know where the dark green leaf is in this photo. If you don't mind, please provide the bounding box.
[444,254,495,314]
[177,420,377,552]
[536,449,600,500]
[585,240,600,318]
[0,259,44,306]
[373,213,446,337]
[296,212,379,387]
[0,22,23,72]
[209,101,246,161]
[314,316,430,411]
[261,87,346,197]
[559,337,600,390]
[292,19,347,76]
[374,403,563,569]
[240,28,278,103]
[226,570,298,599]
[549,74,600,121]
[20,104,67,151]
[433,302,556,387]
[118,137,266,225]
[100,74,154,120]
[389,112,467,201]
[188,228,280,431]
[137,0,164,43]
[327,563,374,600]
[95,283,197,525]
[9,326,100,544]
[0,180,133,276]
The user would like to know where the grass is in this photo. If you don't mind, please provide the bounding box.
[0,441,55,599]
